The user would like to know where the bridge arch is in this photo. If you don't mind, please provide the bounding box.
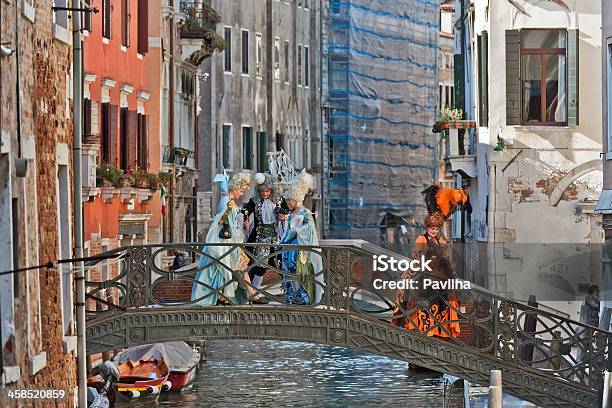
[87,306,596,408]
[549,159,602,206]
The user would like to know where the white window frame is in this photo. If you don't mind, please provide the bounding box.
[284,40,290,84]
[224,26,232,74]
[274,37,281,81]
[297,44,302,87]
[304,45,310,88]
[56,163,73,337]
[241,29,250,76]
[255,32,263,78]
[221,123,234,169]
[607,37,612,156]
[241,125,255,170]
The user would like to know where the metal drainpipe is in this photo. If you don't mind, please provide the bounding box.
[169,10,175,243]
[71,0,87,405]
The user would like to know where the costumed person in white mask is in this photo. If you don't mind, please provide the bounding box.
[191,170,266,305]
[243,173,289,301]
[279,170,323,305]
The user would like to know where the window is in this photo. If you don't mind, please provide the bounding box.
[274,38,281,81]
[276,132,285,151]
[284,40,290,83]
[439,84,444,109]
[608,39,612,152]
[304,0,309,9]
[121,0,130,47]
[137,114,148,169]
[102,0,112,39]
[224,27,232,72]
[257,132,267,172]
[137,0,148,54]
[478,32,489,126]
[298,44,302,86]
[256,33,263,77]
[83,0,93,31]
[57,164,72,336]
[304,46,310,87]
[101,103,111,163]
[242,127,254,169]
[83,99,92,138]
[11,198,19,297]
[241,30,249,74]
[520,30,568,125]
[120,108,128,171]
[54,0,69,29]
[222,125,233,168]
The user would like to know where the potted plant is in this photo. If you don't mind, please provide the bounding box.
[97,164,123,187]
[158,171,171,187]
[433,106,464,131]
[127,166,148,188]
[145,173,160,190]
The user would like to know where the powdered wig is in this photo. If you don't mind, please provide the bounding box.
[229,170,252,192]
[284,170,314,206]
[255,172,279,201]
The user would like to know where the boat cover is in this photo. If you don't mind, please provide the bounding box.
[114,342,197,372]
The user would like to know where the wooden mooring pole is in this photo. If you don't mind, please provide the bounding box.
[488,370,503,408]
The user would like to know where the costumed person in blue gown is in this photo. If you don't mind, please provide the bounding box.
[280,170,323,305]
[191,170,267,305]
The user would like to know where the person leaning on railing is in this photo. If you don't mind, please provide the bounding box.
[392,213,461,339]
[191,170,268,306]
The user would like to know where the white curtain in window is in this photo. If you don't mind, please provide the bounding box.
[556,55,566,122]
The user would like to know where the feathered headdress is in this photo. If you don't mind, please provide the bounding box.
[284,169,314,205]
[422,184,472,220]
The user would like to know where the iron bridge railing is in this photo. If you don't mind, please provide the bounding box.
[84,242,612,395]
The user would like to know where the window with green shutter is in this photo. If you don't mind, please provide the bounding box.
[257,132,267,172]
[478,32,489,126]
[506,29,578,126]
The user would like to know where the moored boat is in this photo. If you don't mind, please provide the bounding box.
[114,342,200,392]
[115,358,170,399]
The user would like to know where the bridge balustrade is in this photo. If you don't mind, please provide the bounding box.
[83,242,612,408]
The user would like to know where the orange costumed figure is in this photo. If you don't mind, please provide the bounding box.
[392,212,461,339]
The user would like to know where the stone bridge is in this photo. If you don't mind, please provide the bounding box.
[84,241,611,408]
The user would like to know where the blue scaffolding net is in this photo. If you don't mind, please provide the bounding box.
[323,0,440,253]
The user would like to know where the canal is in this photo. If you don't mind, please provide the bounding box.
[116,340,465,407]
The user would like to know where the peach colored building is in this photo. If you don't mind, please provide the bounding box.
[82,0,161,257]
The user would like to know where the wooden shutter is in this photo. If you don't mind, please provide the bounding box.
[121,0,128,47]
[567,29,579,126]
[110,105,119,167]
[83,99,92,138]
[505,30,521,125]
[257,132,266,172]
[478,32,489,126]
[127,110,138,168]
[453,55,464,110]
[138,114,149,170]
[103,0,112,39]
[137,0,149,54]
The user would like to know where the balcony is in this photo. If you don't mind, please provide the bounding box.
[439,121,477,178]
[163,146,195,167]
[179,1,219,39]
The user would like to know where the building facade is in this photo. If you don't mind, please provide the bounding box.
[153,0,222,244]
[198,0,322,238]
[1,0,77,403]
[82,0,158,259]
[451,0,603,316]
[321,0,439,252]
[596,0,612,320]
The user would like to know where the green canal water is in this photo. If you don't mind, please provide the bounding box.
[116,340,532,408]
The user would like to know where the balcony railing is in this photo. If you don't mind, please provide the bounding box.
[163,146,195,166]
[440,121,477,177]
[179,1,219,39]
